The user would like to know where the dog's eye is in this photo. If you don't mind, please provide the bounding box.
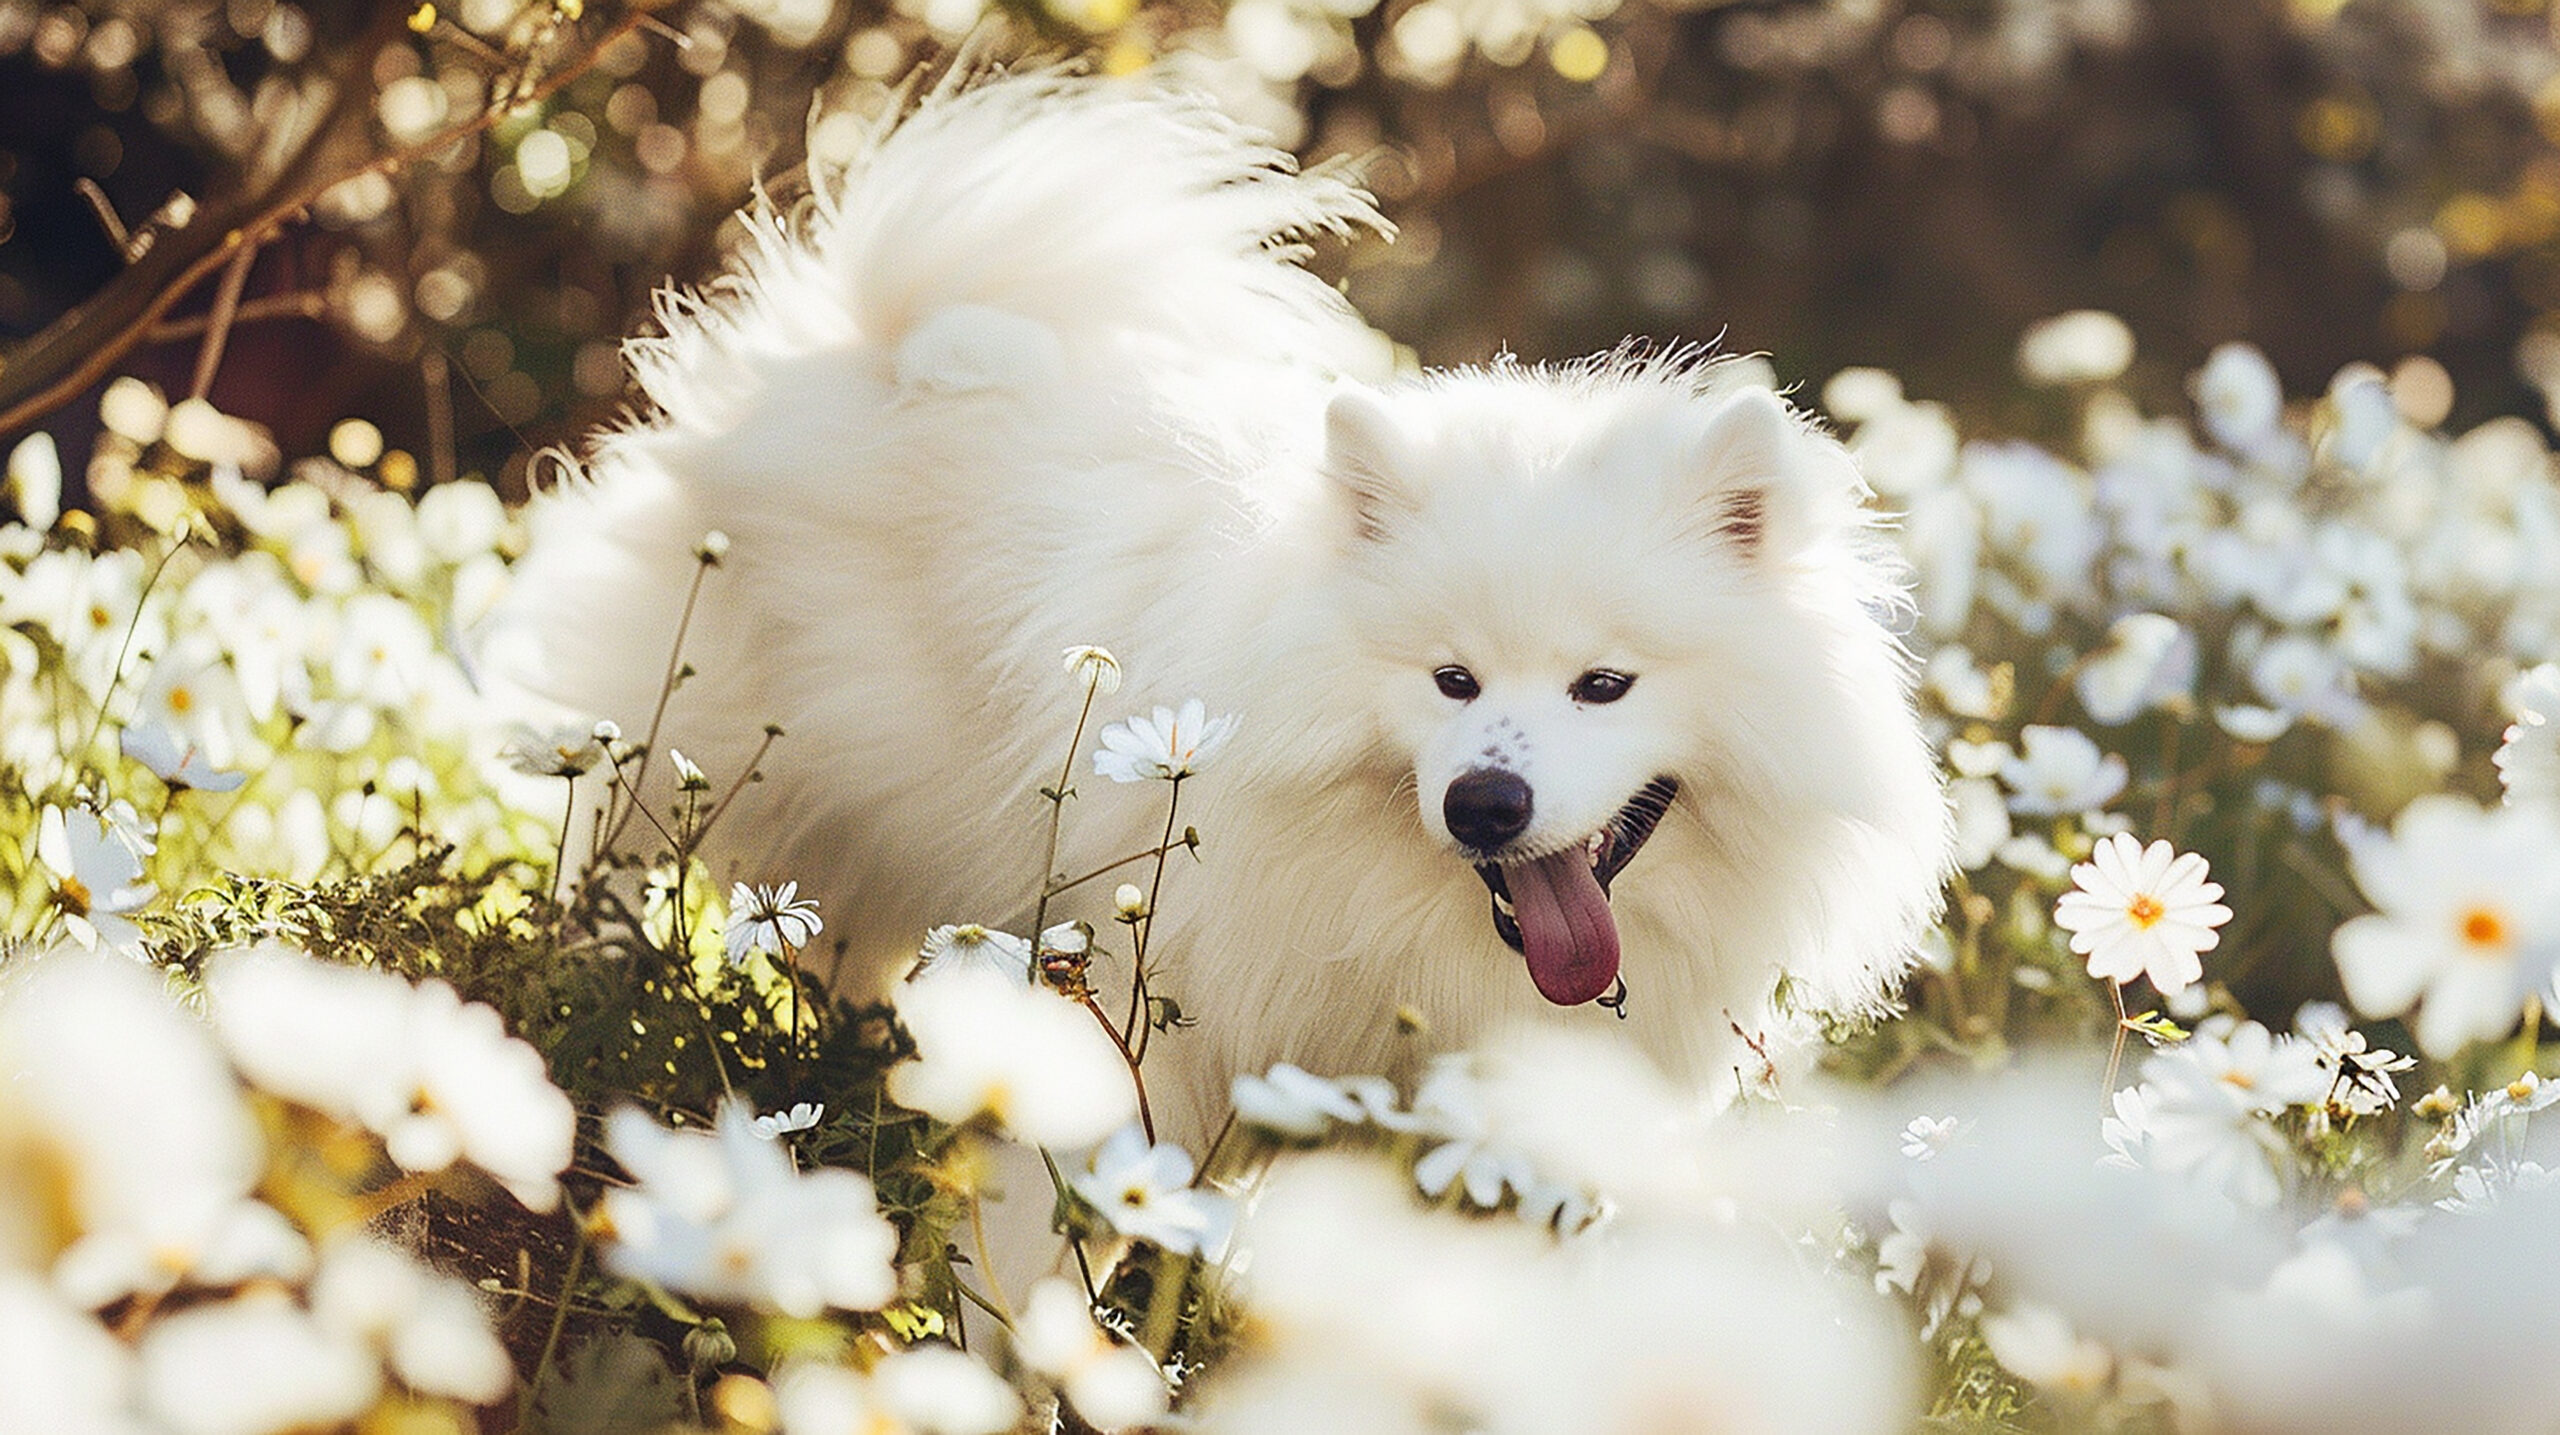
[1433,665,1481,701]
[1570,669,1635,704]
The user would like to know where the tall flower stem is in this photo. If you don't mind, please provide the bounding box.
[604,546,717,853]
[1029,681,1103,973]
[1129,775,1184,1063]
[2103,978,2132,1106]
[1080,993,1156,1144]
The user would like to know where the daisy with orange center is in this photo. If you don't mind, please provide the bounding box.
[2054,832,2233,996]
[2333,794,2560,1059]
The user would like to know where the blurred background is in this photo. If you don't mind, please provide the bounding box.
[4,0,2559,491]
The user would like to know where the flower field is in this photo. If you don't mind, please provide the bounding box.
[5,309,2560,1433]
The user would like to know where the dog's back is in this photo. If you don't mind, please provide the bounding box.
[511,69,1391,998]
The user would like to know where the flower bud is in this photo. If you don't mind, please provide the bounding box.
[684,1318,737,1372]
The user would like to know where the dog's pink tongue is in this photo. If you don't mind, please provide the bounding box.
[1507,849,1620,1006]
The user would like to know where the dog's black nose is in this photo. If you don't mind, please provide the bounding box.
[1444,767,1533,852]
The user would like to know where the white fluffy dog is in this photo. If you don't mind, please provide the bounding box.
[514,68,1950,1138]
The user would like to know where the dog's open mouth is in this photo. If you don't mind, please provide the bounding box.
[1473,776,1679,1008]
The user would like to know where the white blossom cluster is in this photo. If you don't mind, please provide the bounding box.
[1,384,557,943]
[0,946,546,1435]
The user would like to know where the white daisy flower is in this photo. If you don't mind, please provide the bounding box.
[751,1102,825,1140]
[1073,1125,1234,1257]
[1231,1062,1366,1139]
[913,923,1033,981]
[1092,697,1239,783]
[205,945,576,1212]
[2332,794,2560,1058]
[2053,833,2232,996]
[886,968,1136,1149]
[122,721,249,793]
[1015,1279,1170,1431]
[599,1101,899,1318]
[1999,725,2128,817]
[724,882,824,967]
[1061,644,1122,695]
[1979,1301,2113,1396]
[36,804,158,952]
[669,748,710,792]
[501,720,607,778]
[135,1290,379,1435]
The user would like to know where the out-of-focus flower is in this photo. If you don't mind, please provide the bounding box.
[724,881,824,967]
[7,431,61,529]
[1409,1058,1534,1209]
[1948,777,2012,871]
[2017,310,2135,386]
[774,1349,1024,1435]
[0,1275,137,1432]
[0,951,287,1308]
[1979,1301,2113,1396]
[501,720,606,777]
[1074,1125,1233,1256]
[2000,725,2129,817]
[1016,1279,1170,1430]
[1062,644,1123,695]
[751,1102,825,1140]
[121,721,249,793]
[1900,1115,1960,1162]
[599,1101,899,1318]
[205,945,575,1211]
[2327,364,2398,471]
[2495,663,2560,808]
[887,969,1135,1148]
[1206,1156,1916,1434]
[912,923,1032,981]
[2331,795,2560,1057]
[2054,833,2232,996]
[307,1236,512,1404]
[37,804,158,952]
[2075,613,2194,724]
[1093,698,1238,782]
[2193,343,2285,454]
[1822,366,1904,424]
[135,1290,377,1435]
[1231,1062,1365,1138]
[2123,1027,2316,1207]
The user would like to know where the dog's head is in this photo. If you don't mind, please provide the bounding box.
[1314,361,1922,1011]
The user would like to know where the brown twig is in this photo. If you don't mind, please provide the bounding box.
[189,237,261,403]
[144,290,326,341]
[0,3,658,442]
[73,178,134,258]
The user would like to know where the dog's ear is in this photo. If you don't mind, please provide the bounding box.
[1681,386,1856,561]
[1324,389,1419,542]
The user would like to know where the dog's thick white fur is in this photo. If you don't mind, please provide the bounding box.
[514,67,1951,1139]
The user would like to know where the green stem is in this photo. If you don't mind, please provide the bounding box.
[1030,683,1102,971]
[603,552,715,853]
[1129,777,1183,1063]
[521,1212,589,1429]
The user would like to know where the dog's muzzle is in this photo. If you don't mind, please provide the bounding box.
[1468,776,1680,1007]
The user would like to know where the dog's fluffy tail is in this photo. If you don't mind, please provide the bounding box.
[616,65,1388,442]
